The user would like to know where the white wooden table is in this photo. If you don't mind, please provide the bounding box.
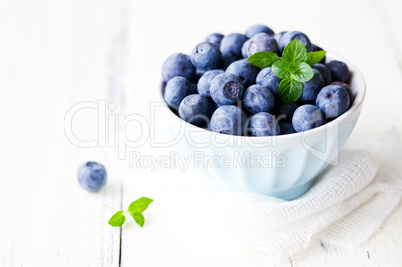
[1,0,402,266]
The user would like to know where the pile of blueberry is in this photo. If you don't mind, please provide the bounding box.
[162,25,353,136]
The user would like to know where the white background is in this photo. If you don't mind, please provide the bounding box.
[1,0,402,266]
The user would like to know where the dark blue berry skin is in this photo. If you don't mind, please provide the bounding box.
[205,33,224,47]
[326,60,350,83]
[312,63,332,85]
[292,104,324,132]
[77,162,107,192]
[179,94,213,127]
[273,31,288,44]
[197,69,224,97]
[164,76,192,108]
[210,105,248,136]
[331,81,354,103]
[191,42,222,71]
[220,33,249,59]
[279,31,312,53]
[162,53,196,83]
[246,33,279,57]
[312,44,326,64]
[210,73,244,106]
[245,25,274,38]
[241,39,251,58]
[250,112,280,136]
[255,67,281,97]
[277,102,298,121]
[226,59,258,88]
[243,84,275,114]
[316,85,350,119]
[279,122,296,135]
[300,69,324,102]
[220,53,237,70]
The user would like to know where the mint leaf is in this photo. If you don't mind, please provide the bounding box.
[128,197,153,215]
[290,62,314,82]
[132,213,145,227]
[108,211,126,227]
[306,51,326,66]
[248,51,280,69]
[282,40,307,64]
[272,61,290,78]
[278,76,303,104]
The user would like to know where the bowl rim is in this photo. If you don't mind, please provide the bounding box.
[159,52,366,141]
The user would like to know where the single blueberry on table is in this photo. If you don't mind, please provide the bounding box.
[205,33,224,47]
[326,60,351,83]
[331,81,354,103]
[179,94,213,127]
[191,42,222,71]
[279,31,312,53]
[210,73,244,106]
[245,24,274,38]
[279,121,296,135]
[255,67,281,97]
[226,59,258,88]
[292,104,324,132]
[162,53,196,83]
[164,76,193,108]
[316,85,350,119]
[299,69,324,102]
[312,44,326,64]
[243,84,275,114]
[277,102,298,121]
[249,112,280,136]
[312,63,332,85]
[241,39,251,58]
[210,105,248,136]
[77,161,107,192]
[220,53,237,70]
[246,33,279,57]
[197,69,224,97]
[220,33,249,59]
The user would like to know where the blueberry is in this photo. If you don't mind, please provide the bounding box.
[226,59,258,88]
[255,67,281,97]
[246,33,279,57]
[316,85,350,119]
[162,53,196,83]
[245,24,274,38]
[241,39,251,58]
[77,161,107,192]
[191,42,222,71]
[326,60,350,83]
[273,31,288,44]
[249,112,280,136]
[299,69,324,102]
[197,69,224,97]
[220,33,249,59]
[279,31,312,53]
[331,81,354,103]
[220,53,237,70]
[210,73,244,105]
[312,44,326,64]
[312,63,332,85]
[179,94,213,126]
[210,105,248,136]
[279,121,296,135]
[205,33,224,47]
[164,76,192,108]
[243,84,275,114]
[277,102,298,121]
[292,104,323,132]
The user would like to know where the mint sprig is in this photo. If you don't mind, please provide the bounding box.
[248,40,326,104]
[107,197,154,227]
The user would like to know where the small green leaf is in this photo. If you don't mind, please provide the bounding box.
[282,40,307,64]
[278,76,303,104]
[108,211,126,227]
[306,51,326,66]
[247,51,280,69]
[290,62,314,82]
[132,213,145,227]
[128,197,154,215]
[272,61,291,78]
